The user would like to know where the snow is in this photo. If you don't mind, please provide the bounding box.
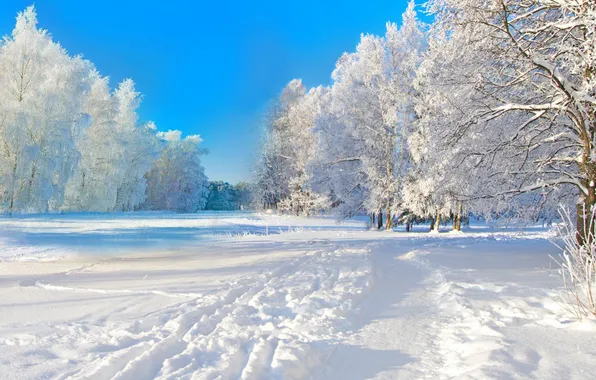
[1,212,595,379]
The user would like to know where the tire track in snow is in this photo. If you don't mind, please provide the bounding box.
[47,245,373,379]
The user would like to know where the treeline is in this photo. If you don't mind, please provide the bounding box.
[254,0,596,233]
[204,182,251,211]
[0,7,209,214]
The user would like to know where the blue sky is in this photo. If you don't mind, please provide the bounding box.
[0,0,419,183]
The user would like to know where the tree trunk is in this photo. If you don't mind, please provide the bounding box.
[577,40,596,246]
[385,210,393,230]
[384,121,395,231]
[26,161,37,207]
[453,202,463,231]
[433,208,441,233]
[406,219,412,232]
[8,158,18,216]
[577,181,596,246]
[371,213,376,228]
[457,202,463,231]
[430,217,435,232]
[377,210,383,230]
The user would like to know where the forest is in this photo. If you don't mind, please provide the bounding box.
[254,0,596,237]
[0,7,210,214]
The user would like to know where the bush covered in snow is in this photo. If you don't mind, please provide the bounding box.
[554,209,596,319]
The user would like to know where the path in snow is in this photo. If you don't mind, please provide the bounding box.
[323,233,596,379]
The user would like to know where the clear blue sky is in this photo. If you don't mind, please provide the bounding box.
[0,0,419,183]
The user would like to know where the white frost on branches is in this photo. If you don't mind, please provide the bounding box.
[0,6,209,214]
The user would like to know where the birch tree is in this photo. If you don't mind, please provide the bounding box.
[0,6,91,213]
[0,6,209,214]
[323,3,425,228]
[254,80,329,214]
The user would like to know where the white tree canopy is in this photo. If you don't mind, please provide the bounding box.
[0,6,210,214]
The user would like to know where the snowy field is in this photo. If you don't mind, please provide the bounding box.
[1,212,595,379]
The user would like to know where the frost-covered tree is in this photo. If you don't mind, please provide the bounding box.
[64,72,120,211]
[254,80,329,215]
[253,82,302,209]
[0,6,91,213]
[310,87,369,219]
[0,6,209,214]
[253,0,596,237]
[254,129,286,209]
[317,2,425,228]
[405,23,478,232]
[422,0,596,237]
[112,80,161,211]
[143,131,209,212]
[277,85,329,216]
[328,32,390,226]
[255,3,426,224]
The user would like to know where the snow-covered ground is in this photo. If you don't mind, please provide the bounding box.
[1,212,595,379]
